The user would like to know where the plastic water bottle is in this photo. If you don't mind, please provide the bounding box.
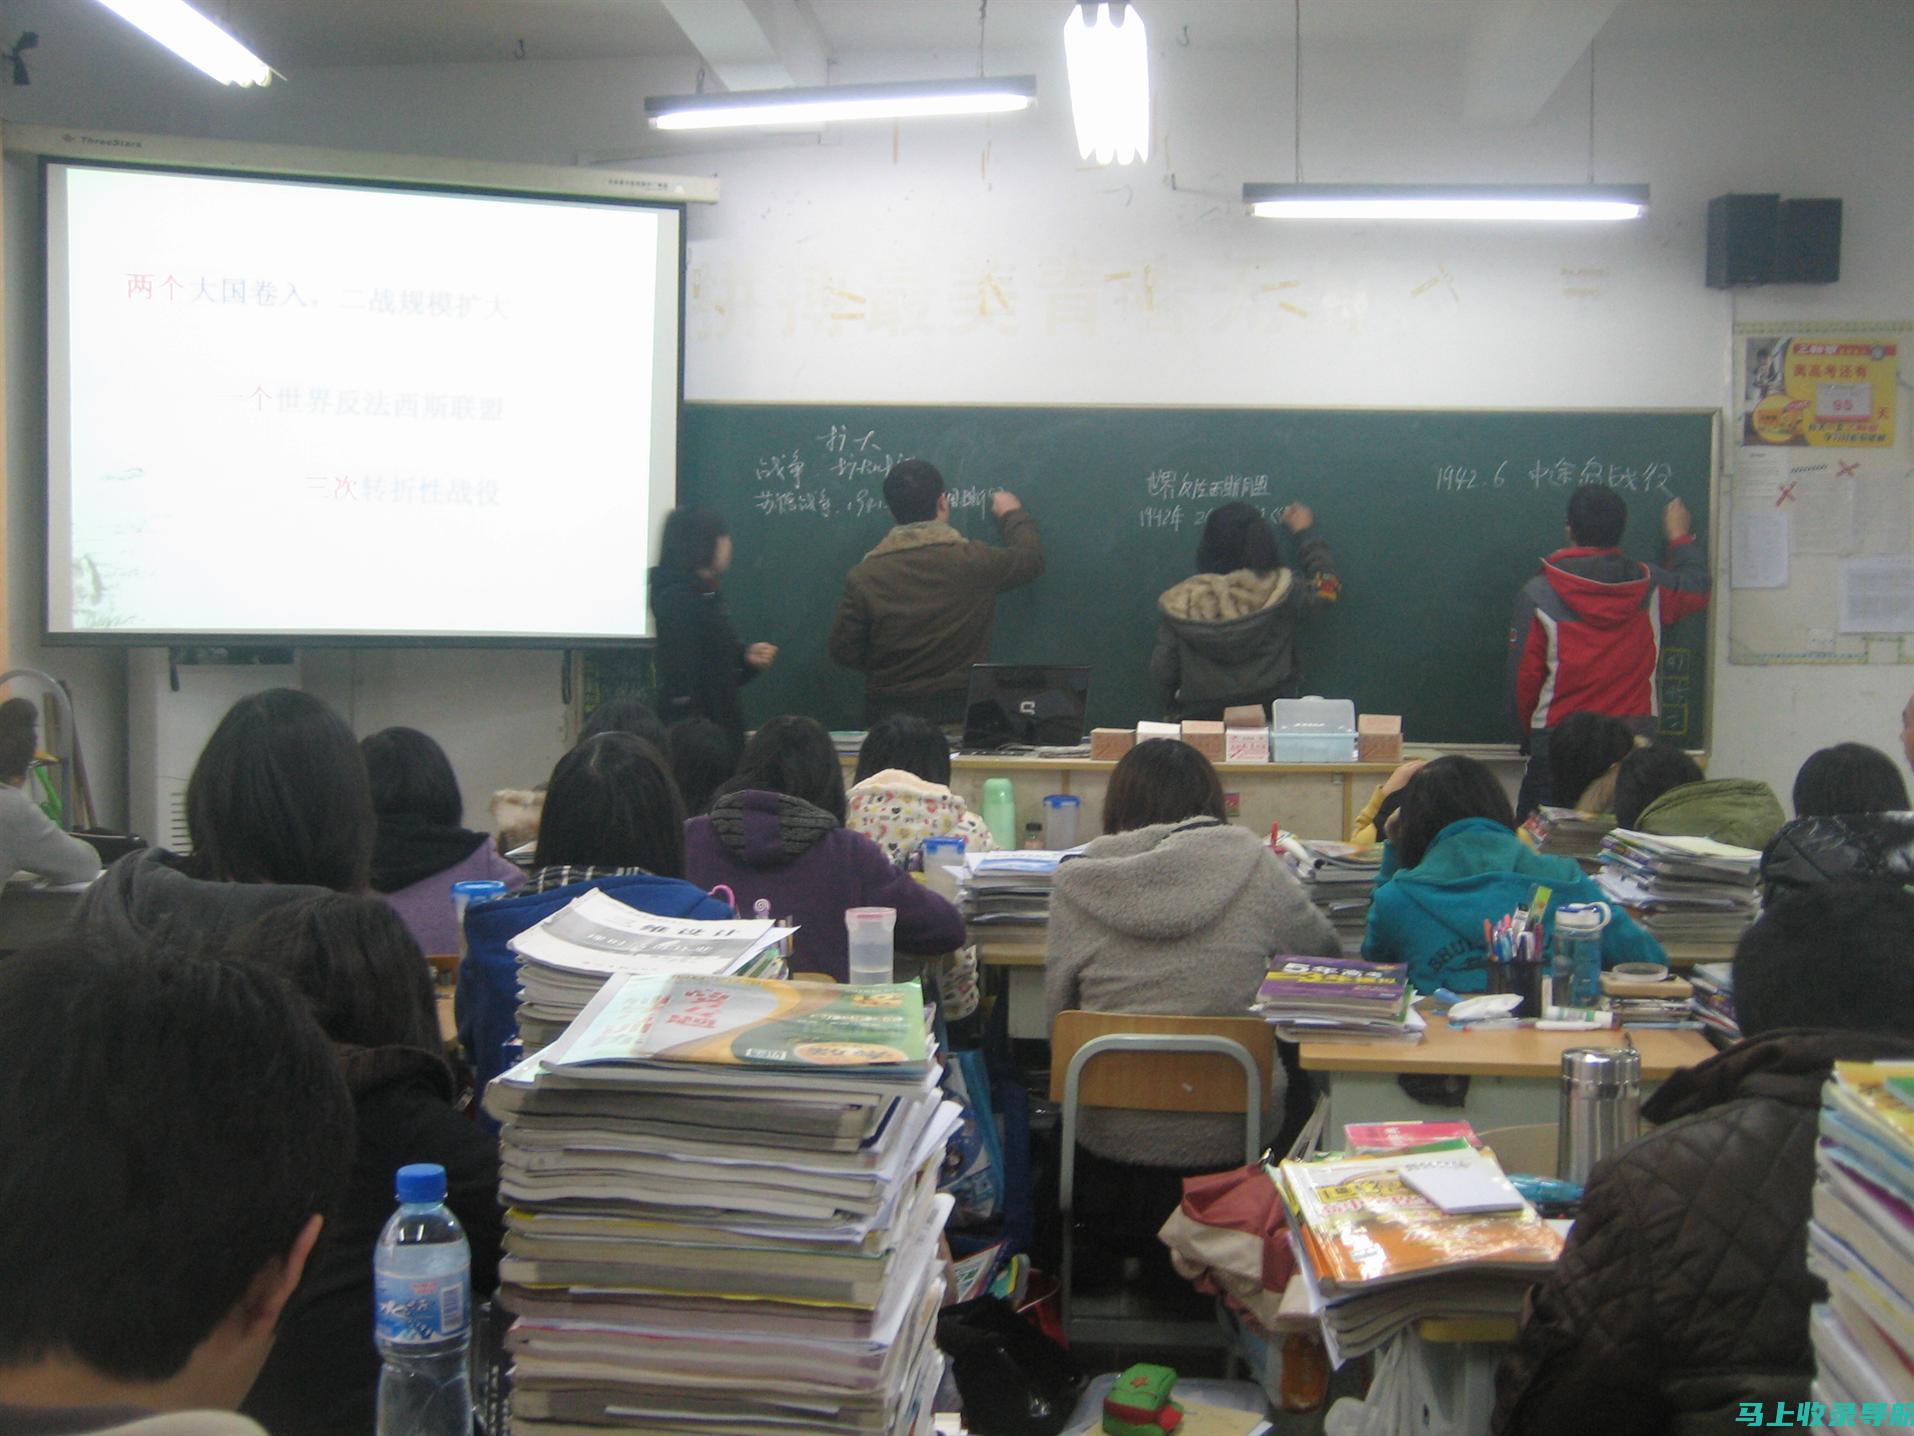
[374,1163,472,1436]
[1551,902,1612,1010]
[844,906,897,985]
[981,778,1017,851]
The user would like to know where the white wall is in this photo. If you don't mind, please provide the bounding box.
[4,0,1910,821]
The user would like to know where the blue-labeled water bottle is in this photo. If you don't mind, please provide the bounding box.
[1552,902,1612,1010]
[374,1163,472,1436]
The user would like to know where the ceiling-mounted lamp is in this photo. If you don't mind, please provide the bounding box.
[645,76,1036,132]
[1243,183,1649,222]
[92,0,272,86]
[1062,1,1149,166]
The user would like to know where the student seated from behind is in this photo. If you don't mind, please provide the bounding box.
[846,714,998,866]
[1540,710,1642,815]
[486,696,673,853]
[1495,882,1914,1436]
[1363,755,1663,994]
[74,689,374,952]
[238,895,502,1436]
[1791,740,1910,818]
[1349,759,1423,847]
[460,733,730,1099]
[1047,738,1340,1186]
[1761,744,1914,899]
[1612,741,1785,851]
[0,696,101,888]
[684,715,964,981]
[665,716,740,819]
[0,942,352,1436]
[362,725,524,956]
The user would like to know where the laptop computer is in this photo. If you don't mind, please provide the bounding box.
[960,664,1092,751]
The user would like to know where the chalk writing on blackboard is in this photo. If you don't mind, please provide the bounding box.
[1431,458,1677,497]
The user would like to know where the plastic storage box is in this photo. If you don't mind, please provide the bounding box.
[1272,696,1357,763]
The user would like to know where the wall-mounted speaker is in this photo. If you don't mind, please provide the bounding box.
[1777,198,1842,284]
[1706,192,1778,289]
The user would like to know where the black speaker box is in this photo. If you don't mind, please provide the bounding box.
[1706,192,1778,288]
[1778,198,1842,284]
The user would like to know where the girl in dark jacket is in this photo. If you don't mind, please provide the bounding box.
[237,893,503,1436]
[648,507,777,745]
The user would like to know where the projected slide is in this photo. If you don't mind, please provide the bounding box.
[46,163,681,641]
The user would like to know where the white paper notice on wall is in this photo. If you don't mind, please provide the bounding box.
[1731,510,1790,589]
[1853,471,1914,556]
[1839,556,1914,633]
[1790,471,1857,555]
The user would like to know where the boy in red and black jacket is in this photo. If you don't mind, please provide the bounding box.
[1507,486,1710,817]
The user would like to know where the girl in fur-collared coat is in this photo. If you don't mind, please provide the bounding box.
[1149,501,1339,720]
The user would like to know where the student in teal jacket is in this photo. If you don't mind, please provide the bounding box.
[1363,755,1665,995]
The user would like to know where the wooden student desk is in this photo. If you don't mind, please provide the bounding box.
[1299,1013,1716,1134]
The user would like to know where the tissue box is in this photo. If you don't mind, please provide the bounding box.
[1358,714,1403,764]
[1223,705,1270,763]
[1090,727,1136,761]
[1180,720,1225,762]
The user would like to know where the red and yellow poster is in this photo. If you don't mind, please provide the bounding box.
[1743,336,1898,447]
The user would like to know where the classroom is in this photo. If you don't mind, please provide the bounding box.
[1,3,1912,1435]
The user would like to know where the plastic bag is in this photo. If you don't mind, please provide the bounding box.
[935,1296,1083,1436]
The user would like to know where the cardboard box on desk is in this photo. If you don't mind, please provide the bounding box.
[1223,705,1270,763]
[1358,714,1403,765]
[1090,727,1136,761]
[1180,720,1225,762]
[1136,721,1181,744]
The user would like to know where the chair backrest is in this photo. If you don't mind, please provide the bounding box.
[1047,1010,1274,1114]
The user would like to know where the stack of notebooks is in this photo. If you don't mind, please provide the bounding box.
[1251,956,1424,1044]
[1277,838,1382,955]
[487,971,961,1435]
[954,849,1075,931]
[1808,1062,1914,1414]
[1274,1143,1564,1364]
[507,890,792,1050]
[1595,830,1763,963]
[1519,806,1612,872]
[1598,970,1699,1030]
[1687,962,1741,1045]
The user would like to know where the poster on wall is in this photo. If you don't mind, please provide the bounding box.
[1740,335,1897,448]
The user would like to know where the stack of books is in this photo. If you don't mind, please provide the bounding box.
[488,972,960,1435]
[1595,830,1763,963]
[1274,1144,1564,1364]
[1520,806,1612,872]
[1687,962,1741,1045]
[1808,1062,1914,1413]
[955,849,1074,930]
[1276,838,1382,955]
[507,890,792,1049]
[1251,956,1423,1044]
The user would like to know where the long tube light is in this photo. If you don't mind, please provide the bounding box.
[1063,1,1150,166]
[646,77,1037,132]
[92,0,272,86]
[1244,183,1649,222]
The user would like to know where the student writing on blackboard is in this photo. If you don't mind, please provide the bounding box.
[827,459,1044,726]
[1506,489,1710,818]
[1149,501,1339,719]
[649,507,777,748]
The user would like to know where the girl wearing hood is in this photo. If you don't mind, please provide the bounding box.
[1045,739,1341,1178]
[648,507,776,746]
[846,714,997,866]
[1149,501,1339,720]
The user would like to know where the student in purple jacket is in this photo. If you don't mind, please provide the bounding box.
[684,716,964,981]
[362,726,524,956]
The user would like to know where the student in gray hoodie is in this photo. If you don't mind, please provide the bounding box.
[0,697,100,891]
[1046,739,1340,1175]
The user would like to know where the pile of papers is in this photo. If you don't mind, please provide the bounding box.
[1251,956,1424,1044]
[1275,1144,1564,1364]
[1519,806,1612,872]
[488,972,959,1435]
[507,890,792,1049]
[1808,1062,1914,1414]
[1276,838,1381,955]
[954,849,1077,930]
[1687,962,1741,1044]
[1596,830,1763,963]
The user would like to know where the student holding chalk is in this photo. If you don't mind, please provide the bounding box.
[1150,501,1339,719]
[1507,488,1710,818]
[828,459,1043,727]
[649,507,777,748]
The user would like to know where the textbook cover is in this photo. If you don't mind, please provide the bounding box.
[1277,1149,1562,1294]
[545,972,928,1073]
[1254,957,1409,1014]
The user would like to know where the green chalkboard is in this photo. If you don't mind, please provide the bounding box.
[680,404,1717,745]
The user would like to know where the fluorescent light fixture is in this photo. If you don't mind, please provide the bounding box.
[1243,183,1649,222]
[92,0,271,86]
[1063,1,1150,166]
[645,77,1036,132]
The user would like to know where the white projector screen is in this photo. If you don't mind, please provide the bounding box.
[45,161,682,642]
